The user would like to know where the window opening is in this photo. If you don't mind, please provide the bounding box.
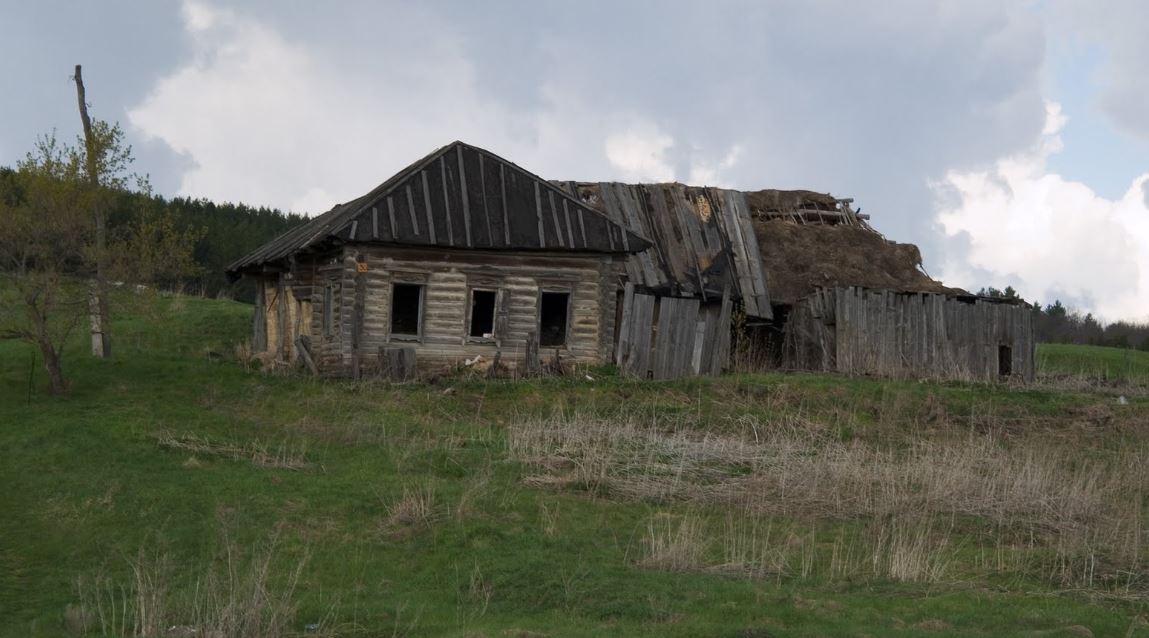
[539,291,570,347]
[998,344,1013,377]
[469,289,497,339]
[391,283,423,338]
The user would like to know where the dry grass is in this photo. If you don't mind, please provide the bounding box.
[71,530,318,638]
[383,485,437,531]
[510,410,1149,589]
[156,431,311,471]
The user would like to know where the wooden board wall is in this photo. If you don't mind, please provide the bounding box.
[616,290,732,379]
[784,287,1036,382]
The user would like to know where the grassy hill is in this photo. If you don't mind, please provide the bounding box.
[2,293,1148,637]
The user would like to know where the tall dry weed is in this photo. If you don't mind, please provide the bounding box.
[511,409,1148,589]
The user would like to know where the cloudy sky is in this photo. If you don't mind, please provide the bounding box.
[3,1,1148,320]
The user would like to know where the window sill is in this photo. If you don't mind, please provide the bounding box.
[389,335,422,344]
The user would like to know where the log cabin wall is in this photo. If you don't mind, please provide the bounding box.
[784,287,1036,382]
[306,245,617,376]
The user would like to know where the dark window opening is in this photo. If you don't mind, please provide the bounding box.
[998,344,1013,377]
[323,284,336,337]
[539,291,570,347]
[391,283,423,338]
[469,289,497,339]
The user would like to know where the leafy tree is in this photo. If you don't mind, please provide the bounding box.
[0,128,200,395]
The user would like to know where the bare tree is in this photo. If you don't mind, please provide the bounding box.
[74,64,111,358]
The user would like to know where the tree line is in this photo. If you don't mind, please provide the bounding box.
[978,287,1149,350]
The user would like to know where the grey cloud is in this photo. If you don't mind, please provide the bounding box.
[4,0,1051,276]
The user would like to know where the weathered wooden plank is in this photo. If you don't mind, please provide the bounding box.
[457,146,473,247]
[534,182,545,248]
[439,157,456,246]
[252,282,267,353]
[420,170,437,243]
[500,163,511,246]
[625,293,656,377]
[295,336,319,375]
[405,185,420,236]
[615,282,635,366]
[478,152,492,247]
[548,191,564,248]
[563,199,576,249]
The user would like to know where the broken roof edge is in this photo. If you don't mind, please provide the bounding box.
[794,285,1034,307]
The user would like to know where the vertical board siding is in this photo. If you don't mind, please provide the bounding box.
[616,291,730,379]
[784,287,1036,382]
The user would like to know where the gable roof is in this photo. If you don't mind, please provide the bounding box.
[227,141,650,277]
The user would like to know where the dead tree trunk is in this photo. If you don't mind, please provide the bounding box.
[74,64,110,359]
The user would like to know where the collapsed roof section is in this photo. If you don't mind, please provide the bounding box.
[558,182,961,315]
[227,142,651,278]
[556,182,774,319]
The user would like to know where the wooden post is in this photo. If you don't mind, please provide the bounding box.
[276,278,288,360]
[378,346,416,381]
[252,282,267,353]
[74,64,110,359]
[526,331,540,375]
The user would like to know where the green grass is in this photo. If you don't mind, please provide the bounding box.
[1038,342,1149,384]
[2,292,1148,637]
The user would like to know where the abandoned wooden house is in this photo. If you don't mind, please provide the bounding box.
[226,141,650,378]
[230,140,1035,382]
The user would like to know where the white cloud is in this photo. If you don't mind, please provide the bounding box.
[689,144,743,188]
[129,1,520,213]
[935,101,1149,320]
[604,125,675,183]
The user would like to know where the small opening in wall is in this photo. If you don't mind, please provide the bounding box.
[469,289,497,339]
[323,284,336,337]
[998,344,1013,377]
[391,283,423,337]
[539,291,570,347]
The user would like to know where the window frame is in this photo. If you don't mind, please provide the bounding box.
[465,287,500,344]
[389,282,426,343]
[322,281,337,338]
[537,286,573,349]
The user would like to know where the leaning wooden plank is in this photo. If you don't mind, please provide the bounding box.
[295,336,319,375]
[615,282,636,366]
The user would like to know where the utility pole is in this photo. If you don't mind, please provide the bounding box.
[73,64,110,358]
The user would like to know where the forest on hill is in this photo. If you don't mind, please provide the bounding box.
[0,165,307,301]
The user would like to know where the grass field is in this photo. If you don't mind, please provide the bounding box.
[2,292,1148,637]
[1038,343,1149,386]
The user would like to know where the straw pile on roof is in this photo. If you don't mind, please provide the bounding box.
[754,219,959,304]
